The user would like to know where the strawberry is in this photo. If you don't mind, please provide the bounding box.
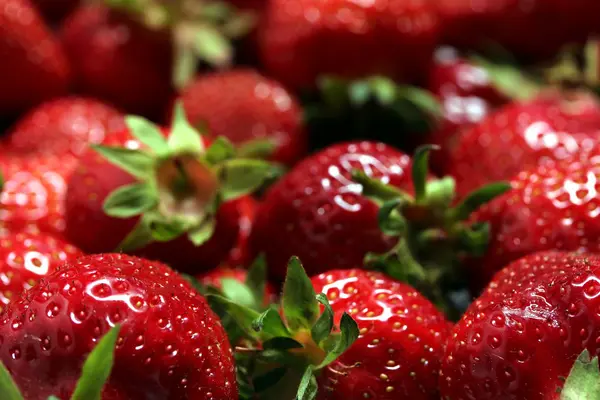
[0,154,77,236]
[1,97,125,158]
[440,251,600,399]
[0,253,238,399]
[0,0,70,116]
[448,91,600,197]
[179,69,307,166]
[225,195,258,267]
[199,264,276,303]
[257,0,439,90]
[64,103,276,273]
[0,231,82,310]
[211,257,450,399]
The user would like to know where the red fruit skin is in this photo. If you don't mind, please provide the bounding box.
[312,269,450,400]
[0,0,70,116]
[198,265,276,303]
[0,253,238,400]
[249,141,416,280]
[448,92,600,197]
[1,97,125,158]
[224,196,258,267]
[257,0,439,90]
[468,155,600,290]
[439,0,600,62]
[33,0,80,21]
[64,129,242,273]
[179,70,307,166]
[427,47,509,174]
[440,251,600,400]
[0,231,83,309]
[0,155,78,237]
[60,5,172,119]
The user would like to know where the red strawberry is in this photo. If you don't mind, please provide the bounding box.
[427,47,510,173]
[257,0,439,90]
[0,154,77,236]
[0,0,70,116]
[440,251,600,399]
[1,97,125,158]
[0,231,82,309]
[179,69,307,166]
[65,104,276,273]
[0,253,238,399]
[60,5,172,119]
[33,0,80,21]
[249,141,417,280]
[223,196,258,267]
[448,91,600,197]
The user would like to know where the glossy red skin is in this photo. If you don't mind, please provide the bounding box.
[0,155,78,237]
[224,196,258,267]
[64,129,242,273]
[448,92,600,197]
[0,0,70,116]
[439,0,600,62]
[1,97,125,158]
[249,141,415,280]
[60,5,172,119]
[440,251,600,399]
[257,0,439,90]
[0,231,83,309]
[427,47,509,174]
[0,253,237,399]
[33,0,80,21]
[468,155,600,290]
[179,70,307,166]
[198,265,276,303]
[312,269,450,399]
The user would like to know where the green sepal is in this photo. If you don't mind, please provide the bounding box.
[48,397,60,400]
[313,313,359,369]
[187,219,216,246]
[192,25,234,68]
[368,76,397,105]
[311,294,334,345]
[318,77,349,111]
[168,102,205,155]
[262,337,303,351]
[221,278,257,310]
[282,257,320,331]
[252,307,291,339]
[173,41,199,90]
[394,84,443,119]
[471,56,540,100]
[348,80,371,106]
[253,367,288,393]
[456,222,492,257]
[237,139,277,160]
[218,159,277,202]
[245,255,268,307]
[103,182,158,218]
[449,182,511,221]
[297,366,318,400]
[92,145,155,180]
[207,295,262,340]
[204,136,236,165]
[560,349,600,399]
[365,237,427,284]
[377,199,407,236]
[0,361,24,400]
[412,145,439,203]
[125,116,168,156]
[115,216,155,251]
[425,177,456,209]
[71,324,121,400]
[351,169,409,205]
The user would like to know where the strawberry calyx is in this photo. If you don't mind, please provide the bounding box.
[353,145,511,316]
[558,349,600,399]
[207,257,360,399]
[0,325,121,400]
[92,102,278,253]
[104,0,257,88]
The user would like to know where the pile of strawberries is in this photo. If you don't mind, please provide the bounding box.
[4,0,600,399]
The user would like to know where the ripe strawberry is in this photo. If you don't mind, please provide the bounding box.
[257,0,439,90]
[60,5,172,119]
[0,253,238,399]
[0,0,70,116]
[448,91,600,197]
[440,251,600,399]
[0,154,77,236]
[1,97,125,158]
[249,141,416,280]
[0,231,82,310]
[179,69,307,166]
[225,196,258,267]
[65,104,276,273]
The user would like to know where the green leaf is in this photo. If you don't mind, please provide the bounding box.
[168,102,205,155]
[204,136,236,165]
[252,307,291,338]
[297,366,318,400]
[116,217,154,251]
[425,177,456,208]
[173,41,198,89]
[124,116,168,155]
[560,349,600,400]
[369,76,397,105]
[71,325,121,400]
[311,294,334,345]
[148,217,189,242]
[351,169,408,206]
[237,139,277,160]
[253,367,288,393]
[262,337,303,350]
[221,278,256,309]
[471,56,540,100]
[377,198,406,236]
[219,159,275,201]
[348,80,372,106]
[103,182,158,218]
[282,257,320,331]
[456,222,491,257]
[207,295,261,340]
[187,219,216,246]
[0,361,24,400]
[450,182,511,221]
[193,25,233,67]
[92,145,155,180]
[395,85,442,118]
[412,145,438,203]
[48,397,60,400]
[314,313,359,369]
[245,255,268,307]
